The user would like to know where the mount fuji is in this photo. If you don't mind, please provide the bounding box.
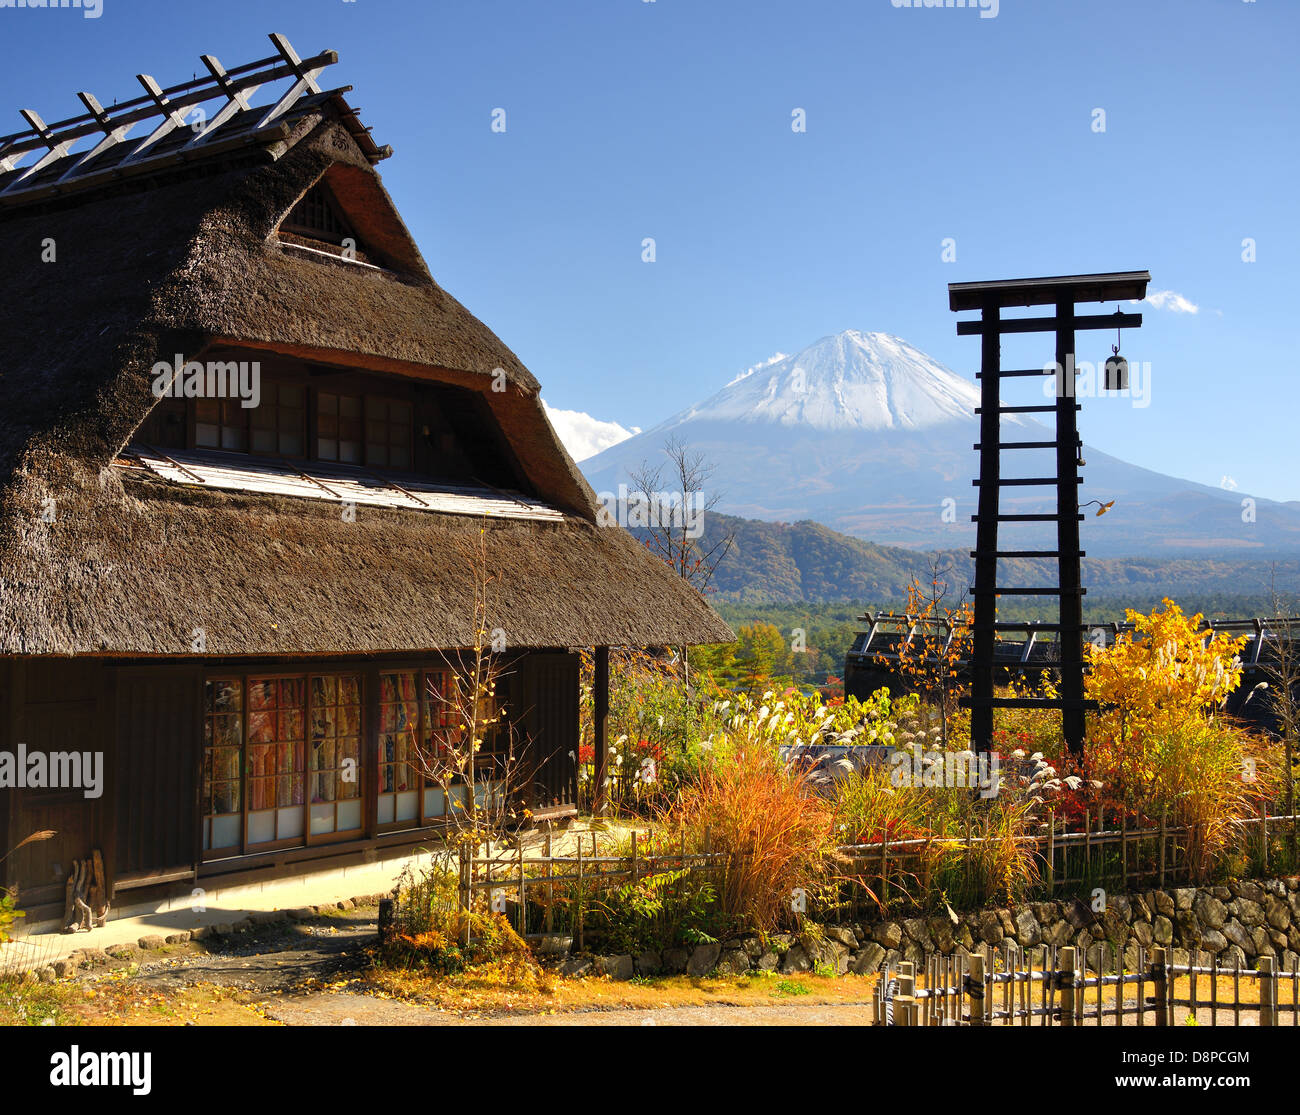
[580,330,1300,558]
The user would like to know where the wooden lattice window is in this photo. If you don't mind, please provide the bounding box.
[282,182,359,248]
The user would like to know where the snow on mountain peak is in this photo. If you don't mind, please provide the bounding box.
[663,330,979,432]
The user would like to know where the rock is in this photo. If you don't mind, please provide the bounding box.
[687,943,721,977]
[742,938,763,960]
[779,945,811,974]
[901,917,930,945]
[1013,908,1041,948]
[635,949,662,976]
[1153,916,1174,946]
[851,942,886,975]
[662,947,690,975]
[997,910,1017,940]
[1235,899,1264,928]
[35,966,55,983]
[137,935,167,950]
[559,956,592,978]
[106,944,140,960]
[1211,886,1232,902]
[901,940,925,964]
[1064,897,1096,931]
[1152,890,1175,917]
[1123,940,1141,972]
[1200,929,1228,955]
[1231,880,1264,904]
[537,936,573,958]
[596,954,635,980]
[716,947,751,976]
[1130,896,1152,923]
[1265,896,1292,932]
[164,932,190,945]
[977,910,1004,945]
[233,918,255,933]
[1251,927,1273,957]
[1032,901,1059,926]
[804,935,850,975]
[1174,909,1201,945]
[1223,919,1255,955]
[76,947,108,967]
[757,951,781,971]
[287,908,315,921]
[52,960,76,979]
[336,899,355,910]
[189,926,212,941]
[1222,945,1248,970]
[250,910,285,926]
[956,924,974,951]
[1173,887,1196,911]
[824,926,857,950]
[212,922,234,936]
[873,922,903,950]
[1283,950,1299,971]
[1268,929,1289,953]
[1043,919,1073,948]
[1193,894,1227,931]
[1131,921,1154,949]
[928,916,955,954]
[1109,896,1132,923]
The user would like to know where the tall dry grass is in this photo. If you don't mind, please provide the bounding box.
[664,747,835,933]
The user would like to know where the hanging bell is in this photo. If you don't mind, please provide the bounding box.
[1104,345,1129,392]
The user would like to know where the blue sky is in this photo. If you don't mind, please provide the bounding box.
[3,0,1297,500]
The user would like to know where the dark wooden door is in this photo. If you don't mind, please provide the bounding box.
[519,652,579,811]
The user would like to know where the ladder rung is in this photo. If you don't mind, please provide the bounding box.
[974,440,1081,451]
[970,587,1087,596]
[972,514,1085,522]
[975,368,1055,380]
[972,477,1082,487]
[972,550,1086,559]
[974,622,1086,632]
[975,405,1080,415]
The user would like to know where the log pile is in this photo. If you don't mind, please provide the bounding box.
[62,850,108,933]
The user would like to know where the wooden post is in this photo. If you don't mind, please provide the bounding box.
[1152,946,1168,1026]
[631,829,638,884]
[1059,946,1077,1027]
[517,839,526,936]
[970,297,1000,755]
[593,646,610,816]
[575,839,584,953]
[1260,800,1269,873]
[968,952,987,1026]
[1259,956,1276,1027]
[545,831,554,934]
[1158,810,1167,887]
[1054,295,1086,758]
[1047,810,1056,893]
[896,960,916,1027]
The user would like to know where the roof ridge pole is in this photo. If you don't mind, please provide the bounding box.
[1055,296,1086,758]
[55,92,135,181]
[182,53,263,149]
[970,296,1000,755]
[257,33,327,130]
[0,110,75,190]
[119,73,191,164]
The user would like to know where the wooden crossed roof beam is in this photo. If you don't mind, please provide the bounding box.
[0,32,352,191]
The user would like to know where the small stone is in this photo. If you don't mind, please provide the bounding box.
[1235,899,1264,928]
[1200,929,1228,955]
[901,917,930,945]
[212,922,234,936]
[851,942,886,974]
[873,922,903,950]
[287,907,314,921]
[164,932,190,945]
[138,935,167,950]
[52,960,76,979]
[559,956,592,978]
[1131,921,1154,948]
[977,910,1004,946]
[1153,916,1174,946]
[716,947,750,976]
[1265,896,1291,932]
[824,926,857,950]
[1194,895,1227,931]
[1222,919,1255,955]
[635,949,662,976]
[336,899,355,910]
[742,938,763,960]
[687,943,721,977]
[190,926,212,941]
[1013,908,1041,948]
[662,947,690,974]
[779,945,811,974]
[595,954,635,980]
[1172,888,1195,912]
[757,951,780,971]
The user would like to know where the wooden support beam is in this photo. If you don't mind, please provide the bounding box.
[970,298,1000,755]
[593,646,610,816]
[1055,297,1087,757]
[956,312,1142,336]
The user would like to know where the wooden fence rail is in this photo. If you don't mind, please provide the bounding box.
[875,944,1300,1027]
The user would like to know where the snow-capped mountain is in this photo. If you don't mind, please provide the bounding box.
[581,330,1300,558]
[669,331,981,432]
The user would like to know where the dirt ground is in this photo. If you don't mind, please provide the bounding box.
[5,898,1286,1027]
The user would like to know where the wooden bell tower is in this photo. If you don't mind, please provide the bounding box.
[949,271,1149,757]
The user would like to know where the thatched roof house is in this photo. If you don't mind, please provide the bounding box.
[0,36,729,921]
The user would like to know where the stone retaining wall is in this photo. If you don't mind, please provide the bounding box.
[560,876,1300,980]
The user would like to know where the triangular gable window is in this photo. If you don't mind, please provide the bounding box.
[279,182,371,259]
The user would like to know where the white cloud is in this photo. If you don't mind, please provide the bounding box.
[727,351,789,386]
[1220,475,1239,491]
[542,400,640,462]
[1144,289,1200,314]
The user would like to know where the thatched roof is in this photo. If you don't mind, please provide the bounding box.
[0,85,732,655]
